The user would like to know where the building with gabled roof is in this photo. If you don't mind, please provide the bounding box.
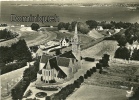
[60,37,70,47]
[39,54,53,70]
[37,23,81,83]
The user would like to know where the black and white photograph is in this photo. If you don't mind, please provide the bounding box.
[0,0,139,100]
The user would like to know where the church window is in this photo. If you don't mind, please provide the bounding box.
[49,71,50,76]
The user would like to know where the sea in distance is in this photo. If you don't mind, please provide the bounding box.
[1,1,139,26]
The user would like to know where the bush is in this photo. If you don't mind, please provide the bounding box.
[46,96,51,100]
[74,80,80,88]
[84,73,88,79]
[49,79,56,83]
[35,92,47,98]
[84,57,95,62]
[79,76,84,83]
[93,67,96,72]
[90,68,94,74]
[87,70,91,77]
[36,87,58,91]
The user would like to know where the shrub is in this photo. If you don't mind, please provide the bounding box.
[93,67,96,72]
[87,70,91,77]
[79,76,84,83]
[49,79,56,83]
[46,96,51,100]
[90,68,94,74]
[36,87,58,91]
[84,73,88,79]
[96,63,102,69]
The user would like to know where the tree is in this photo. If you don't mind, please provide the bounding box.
[79,76,84,83]
[114,46,130,60]
[57,22,65,30]
[31,23,40,31]
[86,70,91,77]
[92,67,96,72]
[78,22,89,34]
[68,24,72,32]
[65,23,70,30]
[86,20,98,29]
[71,21,77,31]
[84,73,88,79]
[55,49,61,55]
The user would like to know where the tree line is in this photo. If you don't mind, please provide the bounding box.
[11,58,40,100]
[0,39,32,74]
[57,20,134,34]
[57,21,89,34]
[110,22,139,60]
[0,29,18,40]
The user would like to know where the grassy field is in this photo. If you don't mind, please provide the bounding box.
[1,66,28,99]
[67,85,127,100]
[81,40,118,58]
[88,29,104,39]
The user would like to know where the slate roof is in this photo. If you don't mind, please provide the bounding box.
[43,57,67,78]
[40,54,53,63]
[57,70,67,79]
[57,57,70,67]
[59,50,76,59]
[65,38,69,42]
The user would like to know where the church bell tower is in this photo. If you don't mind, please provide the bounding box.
[72,24,81,61]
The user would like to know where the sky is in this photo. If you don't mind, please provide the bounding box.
[0,0,139,3]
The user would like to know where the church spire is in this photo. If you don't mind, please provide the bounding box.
[72,23,81,61]
[73,23,79,45]
[75,23,78,35]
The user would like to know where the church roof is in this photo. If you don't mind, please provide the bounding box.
[59,50,76,59]
[40,54,53,63]
[57,70,67,79]
[57,57,70,67]
[42,56,67,78]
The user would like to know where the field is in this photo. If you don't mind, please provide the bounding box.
[67,85,127,100]
[81,40,118,58]
[88,29,104,39]
[1,66,29,99]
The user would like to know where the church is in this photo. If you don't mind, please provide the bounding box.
[37,24,81,83]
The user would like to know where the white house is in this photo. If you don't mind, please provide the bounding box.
[96,26,103,31]
[21,25,25,27]
[60,38,70,47]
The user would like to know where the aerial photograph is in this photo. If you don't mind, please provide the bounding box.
[0,0,139,100]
